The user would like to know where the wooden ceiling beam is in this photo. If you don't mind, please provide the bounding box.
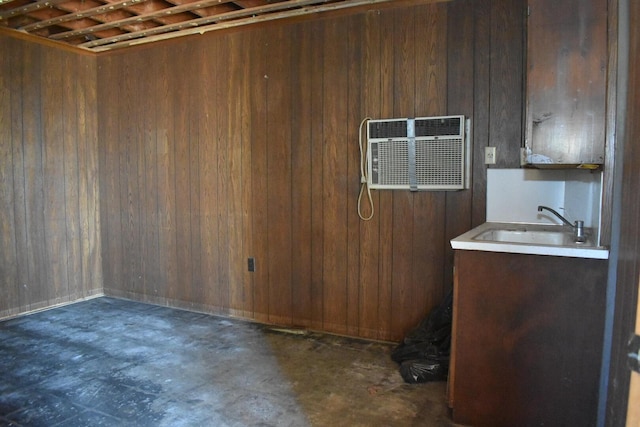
[48,0,239,40]
[88,0,403,51]
[0,0,70,18]
[19,0,149,31]
[81,0,337,48]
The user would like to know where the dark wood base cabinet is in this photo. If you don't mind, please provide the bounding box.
[448,250,608,427]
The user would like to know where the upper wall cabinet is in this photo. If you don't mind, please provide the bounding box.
[523,0,607,166]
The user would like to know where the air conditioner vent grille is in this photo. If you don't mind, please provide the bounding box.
[368,120,408,138]
[415,117,463,137]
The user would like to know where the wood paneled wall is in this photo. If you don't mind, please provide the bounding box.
[97,0,524,341]
[0,36,101,318]
[606,0,640,422]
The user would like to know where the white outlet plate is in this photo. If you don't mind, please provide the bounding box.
[485,146,496,165]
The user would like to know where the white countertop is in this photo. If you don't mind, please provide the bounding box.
[450,222,609,260]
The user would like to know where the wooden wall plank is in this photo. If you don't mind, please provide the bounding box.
[490,0,524,169]
[198,40,221,312]
[98,55,123,294]
[22,45,48,310]
[42,49,70,304]
[357,10,382,340]
[346,16,364,337]
[76,53,101,296]
[215,36,231,314]
[227,34,245,316]
[8,37,30,312]
[138,48,160,300]
[187,44,204,310]
[444,0,475,293]
[237,31,254,318]
[413,2,448,322]
[322,18,350,335]
[266,26,294,326]
[308,21,325,332]
[376,6,398,340]
[0,40,18,313]
[62,52,82,300]
[290,24,314,327]
[390,7,418,340]
[249,30,270,324]
[471,0,491,229]
[173,43,194,305]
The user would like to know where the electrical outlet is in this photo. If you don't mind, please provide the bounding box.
[247,257,255,272]
[485,146,497,165]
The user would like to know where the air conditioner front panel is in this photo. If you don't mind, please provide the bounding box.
[366,115,468,191]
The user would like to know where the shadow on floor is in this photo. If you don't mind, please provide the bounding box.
[0,297,457,426]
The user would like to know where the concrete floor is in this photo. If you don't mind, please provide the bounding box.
[0,297,457,426]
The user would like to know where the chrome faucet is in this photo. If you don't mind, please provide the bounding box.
[537,205,586,243]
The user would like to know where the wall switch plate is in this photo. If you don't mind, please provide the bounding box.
[485,146,497,165]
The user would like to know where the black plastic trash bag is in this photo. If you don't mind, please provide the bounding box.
[400,358,449,383]
[392,289,453,383]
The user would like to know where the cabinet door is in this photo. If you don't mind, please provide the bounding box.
[524,0,607,165]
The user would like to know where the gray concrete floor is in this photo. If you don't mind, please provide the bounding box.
[0,297,457,426]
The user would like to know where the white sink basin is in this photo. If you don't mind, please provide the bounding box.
[450,222,609,259]
[473,228,571,246]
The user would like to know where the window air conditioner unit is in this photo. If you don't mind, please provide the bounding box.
[366,115,470,191]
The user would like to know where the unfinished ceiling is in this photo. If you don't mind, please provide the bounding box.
[0,0,399,53]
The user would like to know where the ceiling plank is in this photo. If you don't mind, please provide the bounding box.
[89,0,409,51]
[48,0,244,40]
[0,0,70,18]
[19,0,149,31]
[81,0,340,48]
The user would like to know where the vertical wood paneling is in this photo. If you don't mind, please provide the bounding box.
[391,8,420,340]
[0,36,100,318]
[264,26,293,326]
[9,38,29,311]
[308,22,325,332]
[238,31,254,318]
[249,31,270,324]
[471,0,491,229]
[227,34,246,316]
[42,49,70,303]
[87,0,525,341]
[413,2,448,321]
[291,25,314,327]
[358,10,382,339]
[444,0,476,292]
[490,0,524,168]
[0,41,18,313]
[157,48,179,301]
[215,37,231,313]
[322,18,350,335]
[62,53,81,299]
[77,55,101,296]
[139,48,159,299]
[377,6,399,340]
[121,57,141,296]
[188,46,204,310]
[346,17,364,337]
[174,43,194,304]
[199,41,221,312]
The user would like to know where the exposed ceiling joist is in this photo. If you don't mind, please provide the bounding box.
[0,0,446,53]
